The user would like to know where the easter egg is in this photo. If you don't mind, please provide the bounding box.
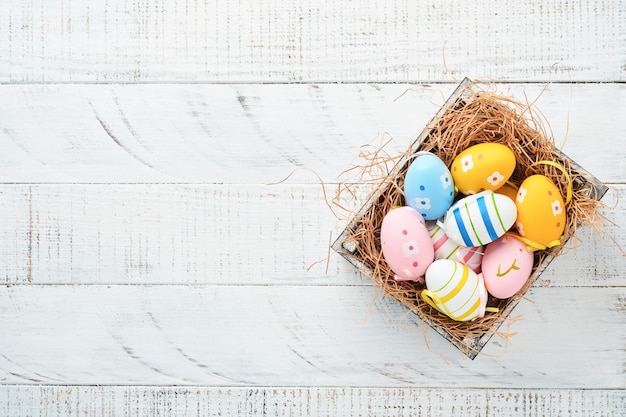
[481,234,534,299]
[451,143,516,195]
[404,152,455,220]
[380,206,435,282]
[443,190,517,247]
[515,175,566,248]
[494,182,519,202]
[421,259,488,321]
[427,223,484,272]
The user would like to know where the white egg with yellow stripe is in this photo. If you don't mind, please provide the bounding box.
[443,190,517,247]
[421,259,488,322]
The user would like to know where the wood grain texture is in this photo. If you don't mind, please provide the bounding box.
[1,0,624,415]
[0,0,623,82]
[0,83,623,183]
[0,285,623,387]
[0,184,622,285]
[1,386,624,417]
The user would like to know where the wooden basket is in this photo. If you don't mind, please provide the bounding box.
[332,78,608,359]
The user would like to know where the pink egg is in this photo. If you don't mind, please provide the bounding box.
[381,206,434,282]
[481,233,534,299]
[427,223,484,273]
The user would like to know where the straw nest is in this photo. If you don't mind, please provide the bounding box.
[333,81,606,353]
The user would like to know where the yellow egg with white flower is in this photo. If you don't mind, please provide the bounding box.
[451,143,516,195]
[515,174,567,249]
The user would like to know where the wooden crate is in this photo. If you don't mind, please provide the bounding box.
[332,78,609,359]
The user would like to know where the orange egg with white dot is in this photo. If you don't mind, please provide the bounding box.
[515,175,566,248]
[451,143,516,195]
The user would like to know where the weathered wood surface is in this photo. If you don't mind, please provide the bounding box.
[0,0,623,82]
[0,184,622,286]
[0,82,623,415]
[1,0,625,415]
[0,83,623,183]
[0,286,624,388]
[1,386,624,417]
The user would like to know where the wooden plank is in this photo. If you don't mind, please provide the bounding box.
[0,83,623,184]
[0,184,622,285]
[0,285,623,387]
[0,386,624,417]
[0,0,623,82]
[0,83,432,183]
[0,183,347,285]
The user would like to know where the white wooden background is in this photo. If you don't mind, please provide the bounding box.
[0,1,624,416]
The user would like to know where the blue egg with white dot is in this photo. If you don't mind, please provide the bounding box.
[404,151,455,220]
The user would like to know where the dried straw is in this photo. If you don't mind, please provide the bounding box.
[333,81,606,352]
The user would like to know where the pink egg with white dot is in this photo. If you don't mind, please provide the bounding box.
[380,206,434,283]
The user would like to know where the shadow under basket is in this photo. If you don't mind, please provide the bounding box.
[332,78,608,359]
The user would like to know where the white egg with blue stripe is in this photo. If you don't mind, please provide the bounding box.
[443,190,517,247]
